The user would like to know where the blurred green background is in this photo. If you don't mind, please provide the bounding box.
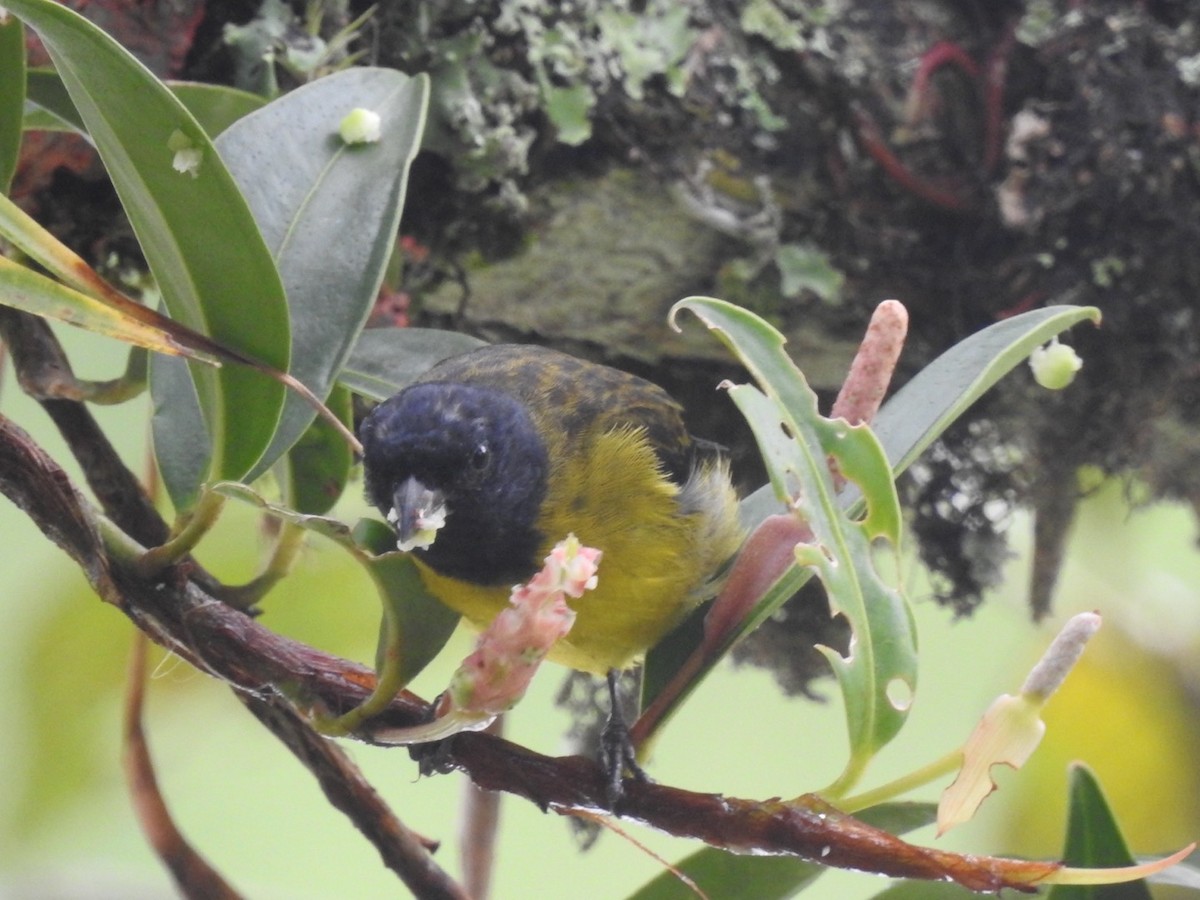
[2,325,1197,898]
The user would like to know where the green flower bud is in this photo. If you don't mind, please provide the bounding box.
[167,129,202,178]
[339,108,381,145]
[1029,339,1082,389]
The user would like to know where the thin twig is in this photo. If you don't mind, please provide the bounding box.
[238,691,468,900]
[124,632,244,899]
[459,717,504,900]
[851,106,973,212]
[0,308,169,546]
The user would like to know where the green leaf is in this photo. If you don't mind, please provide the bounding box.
[1047,764,1152,900]
[673,296,916,796]
[0,13,25,194]
[25,68,266,136]
[873,305,1102,483]
[216,67,429,482]
[22,67,79,131]
[166,82,268,137]
[151,350,209,506]
[366,542,461,695]
[775,242,844,303]
[283,383,353,516]
[352,516,462,700]
[211,483,459,690]
[628,803,936,900]
[6,0,291,510]
[339,327,487,401]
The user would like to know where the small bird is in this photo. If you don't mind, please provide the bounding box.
[359,343,744,677]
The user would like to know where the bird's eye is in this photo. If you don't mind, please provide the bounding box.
[470,442,490,470]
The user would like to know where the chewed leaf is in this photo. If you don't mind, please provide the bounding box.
[939,612,1102,835]
[937,694,1042,836]
[674,297,916,796]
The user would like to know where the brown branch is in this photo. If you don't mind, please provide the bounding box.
[237,691,468,900]
[0,314,1073,893]
[0,307,169,547]
[0,312,467,894]
[0,409,1065,893]
[0,406,117,599]
[0,406,470,895]
[851,106,974,212]
[439,734,1060,892]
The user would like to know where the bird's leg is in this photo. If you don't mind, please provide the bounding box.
[600,668,648,807]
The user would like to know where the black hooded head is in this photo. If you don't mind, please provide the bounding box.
[360,381,550,585]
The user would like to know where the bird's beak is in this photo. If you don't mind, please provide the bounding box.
[387,476,448,552]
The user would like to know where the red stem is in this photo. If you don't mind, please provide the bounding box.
[852,106,973,211]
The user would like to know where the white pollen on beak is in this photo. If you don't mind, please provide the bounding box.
[392,500,448,552]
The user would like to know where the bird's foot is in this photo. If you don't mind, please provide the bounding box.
[600,669,649,808]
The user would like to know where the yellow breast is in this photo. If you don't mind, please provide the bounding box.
[414,426,741,674]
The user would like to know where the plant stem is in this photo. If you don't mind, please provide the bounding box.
[134,488,226,578]
[81,346,149,405]
[313,618,410,735]
[218,519,307,610]
[837,749,964,813]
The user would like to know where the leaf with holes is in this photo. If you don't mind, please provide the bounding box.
[673,296,914,797]
[643,304,1103,744]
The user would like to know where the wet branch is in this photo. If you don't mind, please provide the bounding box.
[0,402,1060,894]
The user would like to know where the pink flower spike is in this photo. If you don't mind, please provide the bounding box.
[552,538,602,598]
[831,299,909,427]
[448,536,598,717]
[365,536,599,746]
